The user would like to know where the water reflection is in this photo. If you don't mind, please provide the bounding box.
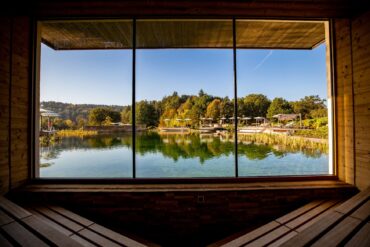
[41,132,325,163]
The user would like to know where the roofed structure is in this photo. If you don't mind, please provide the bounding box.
[40,20,325,50]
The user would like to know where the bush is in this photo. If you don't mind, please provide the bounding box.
[294,126,328,139]
[302,117,328,129]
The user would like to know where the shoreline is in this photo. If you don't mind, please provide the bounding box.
[41,129,328,153]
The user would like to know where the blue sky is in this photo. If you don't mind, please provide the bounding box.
[41,43,327,106]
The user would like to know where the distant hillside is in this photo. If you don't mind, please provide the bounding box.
[41,101,125,123]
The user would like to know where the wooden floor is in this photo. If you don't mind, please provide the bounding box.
[0,196,157,247]
[209,187,370,247]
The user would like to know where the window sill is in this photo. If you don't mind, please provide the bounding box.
[16,176,354,193]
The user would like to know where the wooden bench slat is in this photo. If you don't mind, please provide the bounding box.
[350,200,370,221]
[2,221,48,247]
[26,208,73,237]
[344,223,370,247]
[245,226,291,247]
[33,206,84,232]
[286,200,339,229]
[211,189,369,247]
[0,233,13,247]
[89,223,147,247]
[276,200,323,224]
[22,215,84,247]
[280,211,343,247]
[0,197,31,219]
[208,229,254,247]
[334,187,370,215]
[0,209,14,226]
[295,200,342,232]
[221,221,280,247]
[267,231,297,247]
[71,234,98,247]
[78,228,121,247]
[48,205,94,227]
[311,216,362,247]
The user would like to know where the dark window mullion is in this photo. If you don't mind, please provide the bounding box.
[232,18,238,178]
[132,18,136,179]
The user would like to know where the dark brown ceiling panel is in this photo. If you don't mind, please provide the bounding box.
[41,20,132,50]
[41,19,325,50]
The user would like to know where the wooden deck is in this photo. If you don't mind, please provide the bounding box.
[209,187,370,247]
[0,196,158,247]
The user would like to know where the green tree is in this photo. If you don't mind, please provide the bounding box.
[292,95,326,118]
[267,97,293,118]
[162,91,181,111]
[121,106,132,124]
[102,116,113,126]
[76,117,86,129]
[88,108,121,126]
[177,98,193,117]
[136,101,158,127]
[220,97,234,118]
[41,101,124,123]
[64,119,75,129]
[205,99,221,120]
[310,108,328,118]
[53,118,68,129]
[241,94,271,118]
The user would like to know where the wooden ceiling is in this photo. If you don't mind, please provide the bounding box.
[41,21,133,50]
[41,20,325,50]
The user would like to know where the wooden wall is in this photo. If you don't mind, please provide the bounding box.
[0,17,11,194]
[0,17,31,195]
[333,10,370,191]
[351,10,370,190]
[333,18,355,186]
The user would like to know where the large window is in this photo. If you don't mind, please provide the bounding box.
[36,19,332,179]
[236,20,330,176]
[38,20,133,178]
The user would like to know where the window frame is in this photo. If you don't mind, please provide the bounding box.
[30,17,337,183]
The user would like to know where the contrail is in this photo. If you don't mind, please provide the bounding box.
[253,50,273,71]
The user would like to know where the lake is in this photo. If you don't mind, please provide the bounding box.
[40,132,329,178]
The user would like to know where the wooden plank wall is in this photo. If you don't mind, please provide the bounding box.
[0,17,31,194]
[333,10,370,191]
[333,18,355,186]
[0,17,12,194]
[351,10,370,190]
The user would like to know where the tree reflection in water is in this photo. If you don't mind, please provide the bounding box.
[40,132,325,168]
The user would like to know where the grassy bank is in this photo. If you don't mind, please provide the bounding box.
[238,133,328,153]
[294,127,328,139]
[56,129,98,137]
[40,130,98,146]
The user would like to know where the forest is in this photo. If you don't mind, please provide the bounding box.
[41,90,327,130]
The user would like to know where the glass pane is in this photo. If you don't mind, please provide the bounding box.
[39,20,133,178]
[136,19,235,178]
[236,20,330,176]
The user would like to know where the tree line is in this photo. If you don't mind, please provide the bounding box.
[41,90,327,129]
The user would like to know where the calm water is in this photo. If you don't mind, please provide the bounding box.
[40,132,329,178]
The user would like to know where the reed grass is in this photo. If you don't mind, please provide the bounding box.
[237,133,328,153]
[56,129,98,137]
